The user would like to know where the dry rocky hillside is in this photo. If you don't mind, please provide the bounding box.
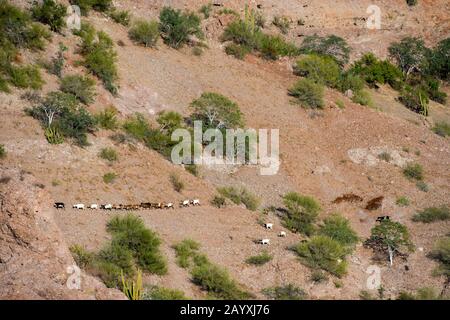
[0,0,449,300]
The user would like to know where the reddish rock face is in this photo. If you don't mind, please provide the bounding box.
[0,167,125,300]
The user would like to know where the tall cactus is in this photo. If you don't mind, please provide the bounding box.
[121,269,143,300]
[419,92,429,116]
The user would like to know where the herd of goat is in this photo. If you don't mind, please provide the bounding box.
[54,199,200,211]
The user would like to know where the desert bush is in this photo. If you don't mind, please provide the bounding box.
[60,74,96,104]
[109,9,131,26]
[224,43,251,59]
[173,239,201,268]
[378,151,392,162]
[350,53,403,88]
[97,241,135,276]
[257,34,298,60]
[388,37,430,78]
[44,43,67,78]
[191,262,250,299]
[159,7,202,49]
[142,286,187,300]
[0,144,6,159]
[432,122,450,137]
[106,214,167,275]
[412,206,450,223]
[272,15,291,34]
[351,89,373,107]
[8,65,43,90]
[336,72,365,93]
[262,284,307,300]
[170,173,184,192]
[245,250,272,266]
[31,0,66,32]
[416,181,429,192]
[300,34,351,67]
[218,186,260,211]
[123,113,151,140]
[99,147,118,162]
[199,3,212,19]
[288,78,324,109]
[69,0,112,15]
[310,270,328,283]
[129,19,159,48]
[428,237,450,278]
[403,163,424,181]
[398,287,445,300]
[211,195,226,208]
[95,106,118,130]
[190,92,244,129]
[399,86,429,115]
[76,24,118,94]
[157,111,184,134]
[221,18,261,50]
[103,172,117,183]
[185,164,199,177]
[429,37,450,81]
[364,220,414,266]
[335,99,345,109]
[318,214,359,248]
[293,235,348,277]
[396,196,410,207]
[69,244,94,268]
[282,192,321,236]
[294,54,340,87]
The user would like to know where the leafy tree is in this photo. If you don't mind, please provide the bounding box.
[300,34,351,67]
[156,110,184,134]
[282,192,321,236]
[388,37,430,79]
[159,7,202,48]
[429,37,450,81]
[190,92,244,129]
[365,220,414,266]
[31,0,67,32]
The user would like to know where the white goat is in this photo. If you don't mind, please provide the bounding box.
[180,200,190,207]
[89,204,98,210]
[73,204,84,210]
[278,231,287,237]
[191,199,200,206]
[264,223,273,230]
[259,239,270,245]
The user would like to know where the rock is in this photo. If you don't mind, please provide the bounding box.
[345,89,354,98]
[312,165,331,175]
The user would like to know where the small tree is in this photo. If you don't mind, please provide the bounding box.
[300,34,351,67]
[388,37,430,79]
[365,220,414,266]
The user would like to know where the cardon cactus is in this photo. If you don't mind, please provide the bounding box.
[44,126,64,144]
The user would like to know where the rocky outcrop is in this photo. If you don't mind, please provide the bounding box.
[0,167,125,300]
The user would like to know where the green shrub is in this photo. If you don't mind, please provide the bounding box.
[76,24,118,94]
[396,196,410,207]
[421,77,447,104]
[0,144,6,159]
[351,89,373,106]
[103,172,117,183]
[199,3,212,19]
[293,236,348,277]
[129,19,159,47]
[70,0,112,15]
[95,106,119,130]
[257,34,298,60]
[272,15,290,34]
[31,0,66,32]
[429,237,450,278]
[218,186,259,211]
[143,286,187,300]
[123,113,151,140]
[173,239,201,268]
[262,284,307,300]
[44,43,67,78]
[416,181,429,192]
[97,241,135,276]
[159,7,202,48]
[335,99,345,109]
[398,287,445,300]
[412,206,450,223]
[245,250,272,266]
[300,34,350,67]
[406,0,418,7]
[44,126,64,144]
[224,43,251,59]
[310,270,328,283]
[60,74,96,104]
[185,164,199,177]
[294,54,340,87]
[429,37,450,81]
[350,53,403,88]
[170,173,184,192]
[109,9,131,26]
[319,214,358,247]
[282,192,321,236]
[221,19,261,50]
[107,214,167,275]
[378,151,392,162]
[190,92,244,129]
[388,37,430,78]
[336,72,365,93]
[288,78,324,109]
[211,195,226,208]
[432,122,450,137]
[69,244,94,268]
[399,86,429,115]
[191,262,250,299]
[99,147,118,162]
[9,65,44,90]
[157,110,184,134]
[403,163,424,181]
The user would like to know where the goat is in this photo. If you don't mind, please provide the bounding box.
[279,231,287,237]
[164,203,174,209]
[376,216,390,222]
[89,204,98,210]
[264,223,273,230]
[191,199,200,206]
[140,202,152,209]
[259,239,270,245]
[180,200,190,207]
[73,204,84,210]
[54,202,65,209]
[152,203,163,209]
[103,204,113,210]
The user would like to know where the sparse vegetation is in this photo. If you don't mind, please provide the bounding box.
[397,287,446,300]
[108,9,131,26]
[159,7,202,49]
[318,214,359,248]
[300,34,351,67]
[351,89,373,107]
[412,206,450,223]
[428,236,450,279]
[281,192,321,236]
[432,122,450,137]
[225,43,250,59]
[199,3,212,19]
[0,144,6,159]
[378,151,392,162]
[350,53,403,88]
[184,164,199,177]
[416,181,429,192]
[69,244,94,268]
[142,286,188,300]
[99,147,118,162]
[310,270,329,283]
[218,186,260,211]
[170,173,184,192]
[129,19,159,48]
[211,195,226,208]
[396,196,410,207]
[293,235,348,277]
[294,54,340,87]
[272,15,291,34]
[245,250,272,266]
[31,0,66,32]
[103,172,117,184]
[403,163,424,181]
[262,284,307,300]
[69,0,112,15]
[288,78,324,109]
[60,74,96,105]
[95,106,119,130]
